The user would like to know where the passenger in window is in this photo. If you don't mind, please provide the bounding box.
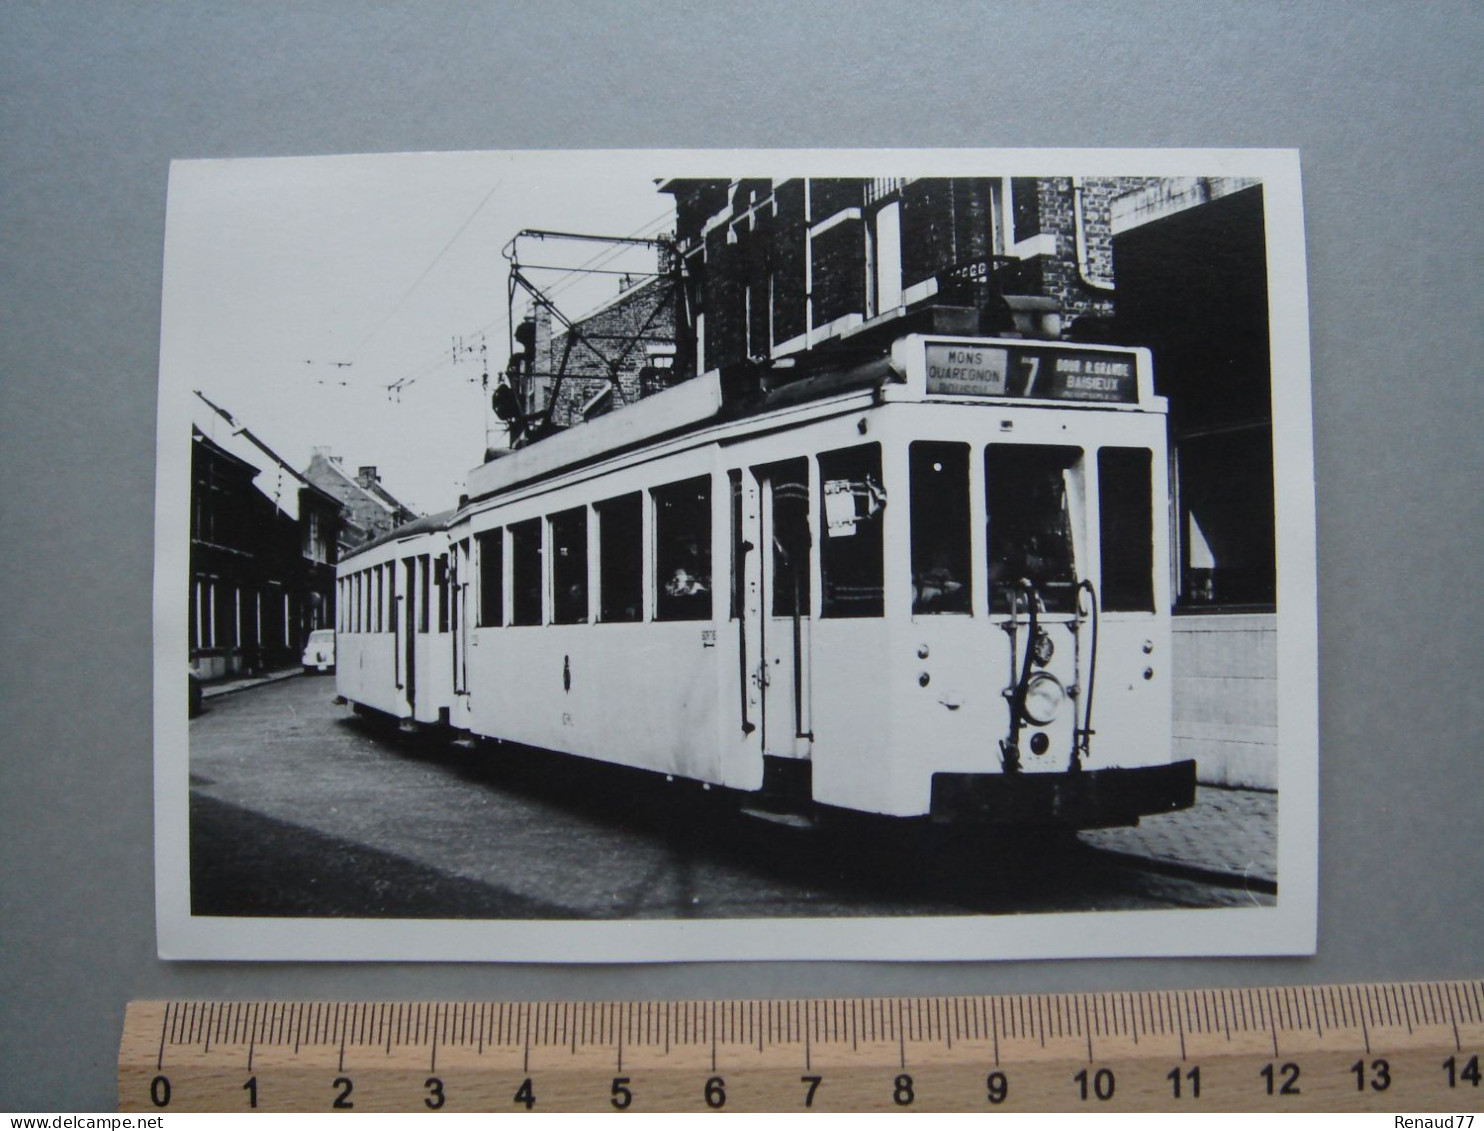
[913,553,967,613]
[665,538,709,598]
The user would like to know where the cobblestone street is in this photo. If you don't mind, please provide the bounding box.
[189,676,1277,920]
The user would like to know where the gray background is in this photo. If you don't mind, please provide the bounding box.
[1,1,1480,1110]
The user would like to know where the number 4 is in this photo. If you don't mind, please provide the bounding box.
[1444,1054,1481,1088]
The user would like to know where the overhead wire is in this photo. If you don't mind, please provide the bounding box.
[343,179,503,366]
[381,200,678,399]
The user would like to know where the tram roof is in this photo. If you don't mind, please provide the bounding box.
[340,508,457,563]
[461,333,1156,508]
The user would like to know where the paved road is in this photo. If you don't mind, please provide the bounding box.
[188,675,1271,919]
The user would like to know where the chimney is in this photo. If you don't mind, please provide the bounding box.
[357,466,379,488]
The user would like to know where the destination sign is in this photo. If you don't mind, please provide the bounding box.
[924,343,1139,404]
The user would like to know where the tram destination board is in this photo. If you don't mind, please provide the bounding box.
[924,342,1139,403]
[119,980,1482,1112]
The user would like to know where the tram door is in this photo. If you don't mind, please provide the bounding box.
[753,459,814,760]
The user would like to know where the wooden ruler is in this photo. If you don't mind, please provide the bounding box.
[120,981,1483,1112]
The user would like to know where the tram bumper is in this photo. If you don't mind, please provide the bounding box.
[929,760,1196,828]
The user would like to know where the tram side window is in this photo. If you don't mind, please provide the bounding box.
[1098,447,1154,612]
[510,519,542,626]
[549,507,589,624]
[818,443,885,618]
[435,554,449,632]
[374,565,384,631]
[653,476,712,622]
[768,459,811,618]
[418,555,430,632]
[986,445,1081,614]
[910,442,971,614]
[729,471,743,621]
[597,493,642,623]
[477,528,503,627]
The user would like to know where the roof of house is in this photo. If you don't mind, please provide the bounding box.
[304,451,415,520]
[191,391,330,522]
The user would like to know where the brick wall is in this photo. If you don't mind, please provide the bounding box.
[1031,176,1166,327]
[539,276,677,427]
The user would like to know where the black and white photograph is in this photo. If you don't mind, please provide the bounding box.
[153,149,1317,961]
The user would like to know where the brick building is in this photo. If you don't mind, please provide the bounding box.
[657,176,1163,374]
[189,393,342,679]
[302,448,419,554]
[517,270,679,433]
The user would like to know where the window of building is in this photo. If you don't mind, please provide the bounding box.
[1098,448,1155,612]
[653,476,711,622]
[867,199,902,317]
[549,507,588,624]
[766,459,811,618]
[1010,177,1041,243]
[910,442,971,614]
[477,529,503,627]
[986,445,1081,614]
[596,493,642,623]
[818,443,885,617]
[510,519,543,626]
[191,579,202,649]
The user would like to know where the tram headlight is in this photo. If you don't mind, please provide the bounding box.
[1021,672,1066,726]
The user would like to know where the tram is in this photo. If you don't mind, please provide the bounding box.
[335,332,1195,828]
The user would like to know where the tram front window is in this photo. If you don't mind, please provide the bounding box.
[986,445,1081,613]
[910,442,971,614]
[654,476,711,622]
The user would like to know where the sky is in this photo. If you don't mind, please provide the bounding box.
[161,151,677,513]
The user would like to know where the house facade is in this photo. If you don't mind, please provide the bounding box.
[189,394,341,679]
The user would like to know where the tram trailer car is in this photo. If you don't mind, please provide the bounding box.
[336,334,1196,829]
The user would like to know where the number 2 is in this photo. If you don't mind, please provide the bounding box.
[1261,1062,1301,1096]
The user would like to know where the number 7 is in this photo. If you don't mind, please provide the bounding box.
[1020,356,1042,396]
[801,1075,822,1107]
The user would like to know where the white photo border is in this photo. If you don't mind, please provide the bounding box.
[154,147,1316,962]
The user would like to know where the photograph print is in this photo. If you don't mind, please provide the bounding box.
[154,149,1317,961]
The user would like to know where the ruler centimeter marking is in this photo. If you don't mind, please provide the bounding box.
[119,981,1484,1113]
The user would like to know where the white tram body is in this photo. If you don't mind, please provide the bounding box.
[336,334,1195,827]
